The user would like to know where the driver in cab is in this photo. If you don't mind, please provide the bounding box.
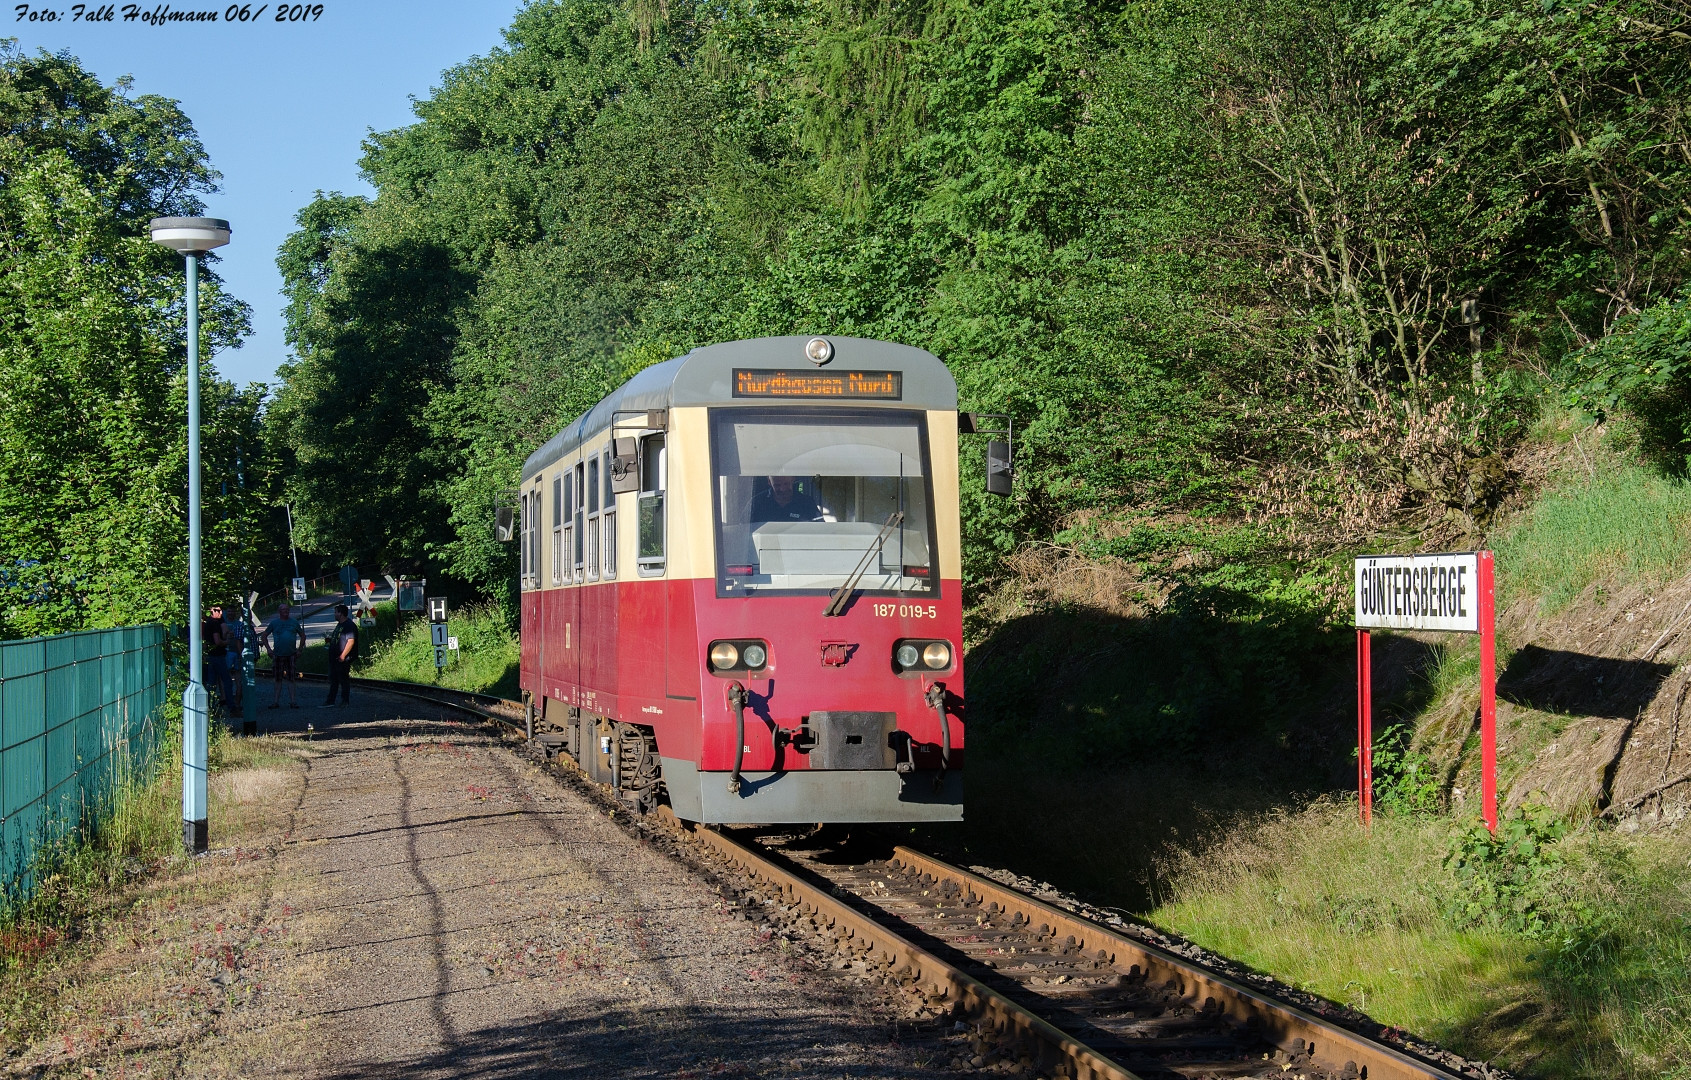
[750,475,823,523]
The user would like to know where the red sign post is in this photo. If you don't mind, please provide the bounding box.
[1354,550,1496,832]
[1355,626,1373,824]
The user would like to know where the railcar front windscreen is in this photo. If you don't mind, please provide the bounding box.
[710,408,937,597]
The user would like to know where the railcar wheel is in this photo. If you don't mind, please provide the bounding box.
[614,722,664,813]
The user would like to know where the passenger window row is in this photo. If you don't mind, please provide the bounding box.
[522,435,665,590]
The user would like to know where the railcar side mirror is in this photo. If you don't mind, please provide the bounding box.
[986,440,1013,496]
[610,437,640,493]
[960,412,1014,498]
[494,505,515,542]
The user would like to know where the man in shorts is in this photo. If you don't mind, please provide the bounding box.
[263,602,307,709]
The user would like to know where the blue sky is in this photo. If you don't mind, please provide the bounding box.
[9,1,525,388]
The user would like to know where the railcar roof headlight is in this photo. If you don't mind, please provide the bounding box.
[805,337,833,365]
[923,641,952,669]
[895,643,921,669]
[709,642,739,670]
[741,643,768,669]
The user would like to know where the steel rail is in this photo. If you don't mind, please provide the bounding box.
[292,671,518,720]
[680,817,1140,1080]
[307,675,1470,1080]
[884,847,1466,1080]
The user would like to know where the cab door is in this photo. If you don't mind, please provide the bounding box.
[622,434,668,706]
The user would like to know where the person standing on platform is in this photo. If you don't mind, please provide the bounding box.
[263,603,306,709]
[322,604,358,708]
[222,604,248,715]
[203,603,232,717]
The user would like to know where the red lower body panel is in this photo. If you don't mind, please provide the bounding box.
[520,578,964,809]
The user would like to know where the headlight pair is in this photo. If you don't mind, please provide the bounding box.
[708,639,768,673]
[894,639,952,673]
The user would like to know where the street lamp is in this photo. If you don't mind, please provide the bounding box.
[149,216,231,854]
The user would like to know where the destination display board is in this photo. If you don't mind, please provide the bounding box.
[733,369,903,400]
[1354,551,1480,633]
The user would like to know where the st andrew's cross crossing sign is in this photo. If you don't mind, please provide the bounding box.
[1353,552,1497,832]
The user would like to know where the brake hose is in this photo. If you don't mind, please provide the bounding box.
[925,681,950,787]
[728,681,749,795]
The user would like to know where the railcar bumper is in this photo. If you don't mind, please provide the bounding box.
[661,758,963,823]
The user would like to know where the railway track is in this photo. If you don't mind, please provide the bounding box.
[315,674,1480,1080]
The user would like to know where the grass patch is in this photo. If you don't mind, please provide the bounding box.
[1149,802,1691,1079]
[0,738,180,954]
[0,712,306,1051]
[355,600,518,697]
[1495,462,1691,613]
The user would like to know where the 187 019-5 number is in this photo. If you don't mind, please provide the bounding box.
[873,603,937,618]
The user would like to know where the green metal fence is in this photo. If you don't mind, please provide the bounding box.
[0,625,167,897]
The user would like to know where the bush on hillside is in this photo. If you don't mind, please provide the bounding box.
[1575,291,1691,475]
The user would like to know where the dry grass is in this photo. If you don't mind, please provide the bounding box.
[0,733,317,1075]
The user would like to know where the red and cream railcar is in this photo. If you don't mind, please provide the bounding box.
[516,336,965,823]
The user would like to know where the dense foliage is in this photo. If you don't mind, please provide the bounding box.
[277,0,1691,576]
[0,48,275,638]
[271,0,1690,745]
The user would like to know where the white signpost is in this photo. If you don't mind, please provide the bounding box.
[1353,551,1496,831]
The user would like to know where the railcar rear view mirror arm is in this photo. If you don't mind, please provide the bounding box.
[823,510,904,618]
[960,412,1014,497]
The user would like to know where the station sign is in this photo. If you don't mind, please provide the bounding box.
[1354,552,1479,633]
[1353,549,1497,833]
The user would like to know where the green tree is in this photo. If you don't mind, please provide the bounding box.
[0,47,266,638]
[270,193,463,570]
[273,0,1691,605]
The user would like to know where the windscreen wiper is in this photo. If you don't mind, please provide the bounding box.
[823,511,904,618]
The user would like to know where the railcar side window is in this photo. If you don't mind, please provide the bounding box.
[602,449,617,579]
[561,469,574,587]
[520,493,530,586]
[574,462,586,580]
[528,486,542,589]
[638,434,666,574]
[709,408,936,597]
[586,456,600,581]
[551,475,562,585]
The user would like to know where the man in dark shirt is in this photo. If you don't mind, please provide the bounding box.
[749,475,823,523]
[202,603,233,715]
[322,604,358,708]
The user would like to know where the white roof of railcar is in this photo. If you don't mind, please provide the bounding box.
[521,336,957,480]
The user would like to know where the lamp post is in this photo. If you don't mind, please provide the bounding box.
[149,216,231,854]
